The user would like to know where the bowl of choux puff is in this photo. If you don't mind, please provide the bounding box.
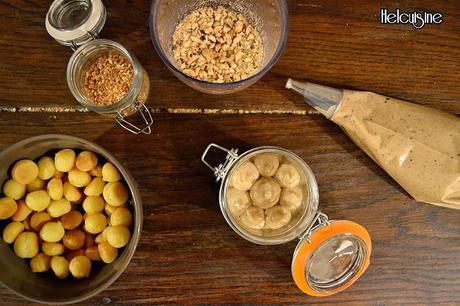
[0,134,142,304]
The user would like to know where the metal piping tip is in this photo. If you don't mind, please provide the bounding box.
[285,78,343,118]
[285,78,305,96]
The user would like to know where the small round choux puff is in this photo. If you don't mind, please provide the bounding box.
[11,159,38,185]
[230,161,260,191]
[239,206,265,230]
[0,197,17,219]
[265,205,292,230]
[279,186,303,211]
[254,153,280,177]
[226,187,251,217]
[249,177,281,209]
[274,163,301,188]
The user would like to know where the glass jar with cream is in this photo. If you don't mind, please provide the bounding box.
[202,143,372,297]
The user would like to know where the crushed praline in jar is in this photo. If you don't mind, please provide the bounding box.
[173,6,264,83]
[84,53,134,106]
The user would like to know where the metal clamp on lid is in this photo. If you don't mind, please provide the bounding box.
[45,0,107,49]
[201,143,239,181]
[299,212,330,243]
[116,101,153,135]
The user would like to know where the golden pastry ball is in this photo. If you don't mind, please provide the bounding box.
[25,190,51,212]
[14,231,39,258]
[82,196,105,215]
[47,198,71,218]
[54,149,76,172]
[75,151,98,172]
[3,179,26,200]
[50,256,69,279]
[37,156,56,180]
[103,182,129,207]
[30,211,52,232]
[68,168,91,188]
[60,210,83,230]
[98,242,118,263]
[30,253,51,273]
[69,255,92,279]
[47,178,63,201]
[110,207,133,227]
[84,177,105,197]
[63,182,82,203]
[105,226,131,248]
[42,242,65,256]
[26,177,45,193]
[39,221,65,243]
[2,221,25,244]
[84,213,107,234]
[11,159,38,185]
[102,162,122,182]
[63,229,86,250]
[0,197,17,219]
[11,200,32,222]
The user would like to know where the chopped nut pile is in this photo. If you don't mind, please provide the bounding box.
[84,53,134,106]
[173,6,264,83]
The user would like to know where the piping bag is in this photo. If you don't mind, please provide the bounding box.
[286,79,460,209]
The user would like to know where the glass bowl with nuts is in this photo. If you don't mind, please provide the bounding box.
[0,135,142,304]
[150,0,289,94]
[202,144,372,296]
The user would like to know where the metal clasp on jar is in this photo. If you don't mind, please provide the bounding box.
[201,143,239,181]
[299,212,330,244]
[116,100,153,135]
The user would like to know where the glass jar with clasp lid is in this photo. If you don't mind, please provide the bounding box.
[45,0,153,134]
[201,143,372,296]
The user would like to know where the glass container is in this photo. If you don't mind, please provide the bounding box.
[0,134,142,304]
[150,0,289,94]
[202,143,372,296]
[46,0,153,134]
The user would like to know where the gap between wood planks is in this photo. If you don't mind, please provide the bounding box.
[0,106,320,116]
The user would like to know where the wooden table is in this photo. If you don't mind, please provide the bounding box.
[0,0,459,304]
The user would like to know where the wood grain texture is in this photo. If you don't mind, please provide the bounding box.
[0,0,459,113]
[0,112,459,305]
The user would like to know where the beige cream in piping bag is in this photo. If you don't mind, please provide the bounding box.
[286,79,460,209]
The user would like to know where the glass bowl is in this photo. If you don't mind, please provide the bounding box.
[149,0,289,94]
[0,134,142,304]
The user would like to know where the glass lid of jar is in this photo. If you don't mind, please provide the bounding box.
[45,0,107,49]
[291,214,372,297]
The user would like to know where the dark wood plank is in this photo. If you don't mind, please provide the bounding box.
[0,0,459,113]
[0,112,458,305]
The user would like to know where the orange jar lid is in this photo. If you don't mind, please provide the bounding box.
[291,220,372,297]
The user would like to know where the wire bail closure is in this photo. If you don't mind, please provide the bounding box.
[299,212,330,244]
[201,143,239,181]
[116,100,153,135]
